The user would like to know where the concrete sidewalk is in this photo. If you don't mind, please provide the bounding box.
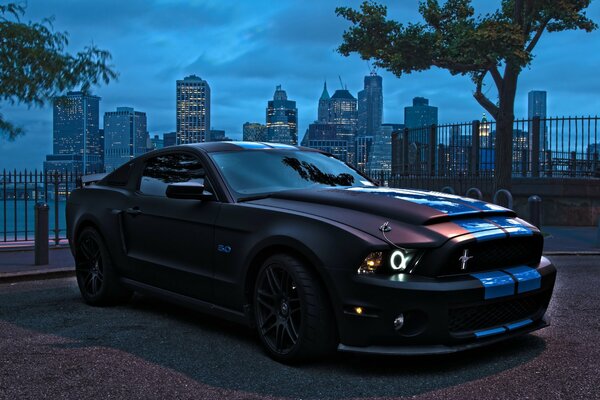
[0,226,598,282]
[0,247,75,281]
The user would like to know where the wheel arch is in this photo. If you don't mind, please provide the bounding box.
[72,215,108,257]
[243,238,340,336]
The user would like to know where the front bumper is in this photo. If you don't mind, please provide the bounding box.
[327,257,556,354]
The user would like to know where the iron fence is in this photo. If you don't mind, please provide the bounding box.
[381,115,600,193]
[0,170,81,244]
[388,116,600,178]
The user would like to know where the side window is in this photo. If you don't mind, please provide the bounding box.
[139,153,209,197]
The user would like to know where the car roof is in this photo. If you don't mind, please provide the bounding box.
[178,141,323,153]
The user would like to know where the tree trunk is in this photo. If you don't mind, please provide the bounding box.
[494,116,513,191]
[494,65,519,192]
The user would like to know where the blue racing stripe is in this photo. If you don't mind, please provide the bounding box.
[469,229,508,242]
[471,271,515,299]
[505,319,533,331]
[504,266,541,293]
[474,326,507,338]
[487,217,534,237]
[452,219,507,242]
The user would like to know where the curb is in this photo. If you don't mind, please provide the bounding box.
[544,251,600,256]
[0,267,75,283]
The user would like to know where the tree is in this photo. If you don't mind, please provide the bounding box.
[0,3,117,140]
[336,0,596,190]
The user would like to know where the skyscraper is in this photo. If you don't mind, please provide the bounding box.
[45,91,103,174]
[528,90,548,156]
[266,85,298,145]
[103,107,148,172]
[301,122,348,162]
[528,90,547,120]
[163,132,177,147]
[176,75,210,144]
[243,122,267,142]
[404,97,438,130]
[368,123,403,174]
[357,73,383,138]
[317,82,330,123]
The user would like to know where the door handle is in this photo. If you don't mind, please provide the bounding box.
[125,207,142,216]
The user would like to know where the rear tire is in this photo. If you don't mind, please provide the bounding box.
[253,254,336,363]
[75,227,132,306]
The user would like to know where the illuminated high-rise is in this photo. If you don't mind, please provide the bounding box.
[243,122,267,142]
[45,91,102,174]
[176,75,210,144]
[266,85,297,145]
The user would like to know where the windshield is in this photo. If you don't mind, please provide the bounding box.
[210,150,375,199]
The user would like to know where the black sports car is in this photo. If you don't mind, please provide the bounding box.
[66,142,556,362]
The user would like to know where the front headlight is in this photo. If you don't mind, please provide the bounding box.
[358,248,422,275]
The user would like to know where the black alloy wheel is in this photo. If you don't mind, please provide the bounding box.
[77,234,104,297]
[253,254,336,363]
[75,227,131,306]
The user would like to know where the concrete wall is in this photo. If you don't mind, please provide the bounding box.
[512,178,600,227]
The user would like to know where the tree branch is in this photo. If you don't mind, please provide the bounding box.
[433,59,491,74]
[473,72,499,119]
[526,19,549,52]
[490,65,503,91]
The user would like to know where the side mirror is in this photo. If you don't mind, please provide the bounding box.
[166,182,213,200]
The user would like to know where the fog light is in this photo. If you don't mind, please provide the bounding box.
[354,307,363,315]
[393,313,404,331]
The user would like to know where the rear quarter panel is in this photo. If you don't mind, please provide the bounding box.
[67,185,132,275]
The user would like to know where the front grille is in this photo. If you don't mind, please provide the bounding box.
[444,235,543,275]
[448,291,551,334]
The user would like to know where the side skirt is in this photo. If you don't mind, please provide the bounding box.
[120,277,251,326]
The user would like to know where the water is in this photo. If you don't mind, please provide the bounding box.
[0,200,67,241]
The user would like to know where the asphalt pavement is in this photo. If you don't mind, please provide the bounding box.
[0,255,598,399]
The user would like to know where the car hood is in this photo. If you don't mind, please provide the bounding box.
[248,187,537,246]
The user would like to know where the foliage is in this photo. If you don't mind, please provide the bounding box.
[336,0,596,189]
[0,3,117,140]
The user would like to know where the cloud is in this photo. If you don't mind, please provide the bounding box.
[2,0,600,169]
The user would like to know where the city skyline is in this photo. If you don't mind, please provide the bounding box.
[1,0,599,170]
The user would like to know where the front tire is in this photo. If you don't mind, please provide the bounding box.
[75,227,131,306]
[253,254,336,363]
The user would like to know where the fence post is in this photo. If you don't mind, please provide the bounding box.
[35,202,49,265]
[428,124,437,176]
[528,195,542,229]
[470,120,480,176]
[531,116,541,177]
[437,144,446,177]
[402,128,409,176]
[569,151,577,177]
[546,150,553,177]
[521,149,528,177]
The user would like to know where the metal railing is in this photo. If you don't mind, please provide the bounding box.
[1,170,81,244]
[386,116,600,179]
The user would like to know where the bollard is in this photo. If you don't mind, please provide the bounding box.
[493,189,514,210]
[465,187,483,200]
[35,202,49,266]
[528,195,542,229]
[597,218,600,249]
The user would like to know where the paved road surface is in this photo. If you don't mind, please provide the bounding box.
[0,255,598,399]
